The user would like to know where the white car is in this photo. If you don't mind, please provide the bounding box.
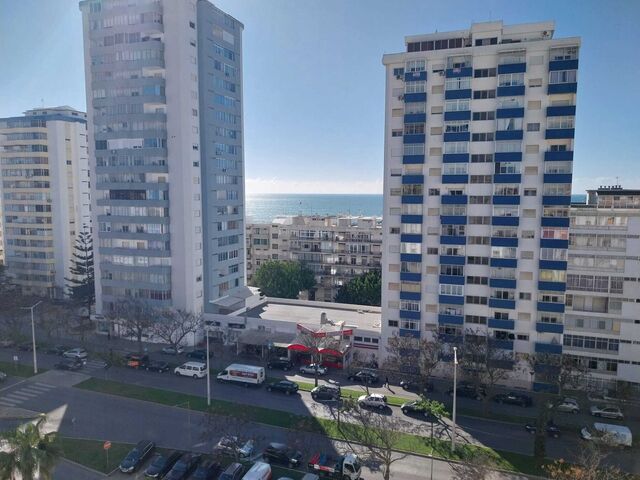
[555,397,580,414]
[0,371,7,382]
[214,436,255,458]
[161,345,184,355]
[299,364,328,376]
[358,393,388,410]
[174,361,207,379]
[63,348,88,360]
[590,405,624,420]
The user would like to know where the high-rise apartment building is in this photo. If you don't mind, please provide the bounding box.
[246,216,382,302]
[0,106,91,298]
[79,0,245,326]
[381,21,580,388]
[565,187,640,391]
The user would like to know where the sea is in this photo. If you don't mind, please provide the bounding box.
[245,193,587,223]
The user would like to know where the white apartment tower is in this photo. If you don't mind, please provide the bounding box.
[381,21,580,390]
[0,106,91,298]
[79,0,245,327]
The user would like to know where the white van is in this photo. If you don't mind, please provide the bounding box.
[241,461,271,480]
[581,422,632,448]
[174,361,207,379]
[217,364,265,386]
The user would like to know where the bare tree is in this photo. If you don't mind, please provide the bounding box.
[153,309,200,351]
[298,331,328,387]
[544,440,631,480]
[384,332,442,393]
[450,450,496,480]
[325,398,413,480]
[202,410,261,464]
[527,352,589,397]
[107,298,156,352]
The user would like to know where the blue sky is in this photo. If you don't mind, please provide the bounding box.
[1,0,638,194]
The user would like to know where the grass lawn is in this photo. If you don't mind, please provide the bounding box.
[57,437,133,474]
[0,360,42,377]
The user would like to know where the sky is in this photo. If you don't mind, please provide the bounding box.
[1,0,639,194]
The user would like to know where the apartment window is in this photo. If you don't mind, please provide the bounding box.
[428,169,441,177]
[528,100,542,110]
[525,144,539,154]
[393,67,404,77]
[472,111,495,121]
[529,78,543,88]
[440,284,464,296]
[474,68,496,78]
[498,97,523,108]
[495,141,521,153]
[445,77,471,90]
[444,142,468,154]
[550,46,579,61]
[428,188,440,195]
[473,89,496,99]
[549,70,577,84]
[392,129,403,137]
[405,80,426,94]
[524,188,537,196]
[429,147,442,156]
[392,108,403,117]
[472,132,494,142]
[404,144,425,155]
[470,175,492,184]
[388,320,399,328]
[471,153,493,163]
[475,37,498,46]
[404,123,425,135]
[431,106,443,114]
[469,216,490,225]
[548,116,575,129]
[406,59,426,72]
[497,118,523,131]
[498,73,524,87]
[470,195,491,204]
[406,103,426,114]
[432,85,444,94]
[430,127,443,135]
[495,162,521,174]
[445,99,470,112]
[445,120,469,133]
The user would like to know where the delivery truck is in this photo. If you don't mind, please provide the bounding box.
[308,452,361,480]
[216,363,265,386]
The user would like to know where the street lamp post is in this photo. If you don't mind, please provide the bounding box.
[451,346,458,453]
[21,300,42,375]
[205,323,211,407]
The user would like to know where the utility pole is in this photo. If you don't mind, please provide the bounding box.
[21,300,42,374]
[451,346,458,453]
[206,323,211,407]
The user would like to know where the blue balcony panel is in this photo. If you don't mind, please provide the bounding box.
[493,173,521,183]
[498,63,527,74]
[439,255,465,265]
[445,89,472,100]
[544,150,573,161]
[542,195,571,206]
[402,174,424,184]
[548,83,578,94]
[442,174,469,184]
[545,128,575,140]
[404,113,427,123]
[441,195,468,205]
[490,339,514,351]
[538,281,566,292]
[489,278,517,289]
[442,153,469,163]
[439,294,464,305]
[440,236,466,245]
[404,92,427,103]
[444,132,470,142]
[549,59,579,71]
[496,107,525,119]
[489,298,516,309]
[438,314,464,326]
[540,238,569,249]
[444,110,471,121]
[534,364,561,375]
[541,217,570,227]
[488,318,515,330]
[497,85,525,97]
[490,258,517,268]
[400,309,421,320]
[400,253,422,262]
[490,237,518,247]
[401,195,423,204]
[494,152,522,162]
[537,302,565,313]
[401,233,422,243]
[546,105,576,117]
[535,342,563,355]
[403,155,424,164]
[399,329,421,339]
[440,334,464,345]
[400,272,421,282]
[533,382,560,394]
[404,71,427,81]
[544,173,572,184]
[401,214,423,224]
[496,130,524,141]
[403,134,426,144]
[439,275,465,285]
[536,322,564,334]
[491,216,519,227]
[440,215,467,225]
[492,195,521,205]
[400,291,422,301]
[445,67,472,78]
[539,260,567,271]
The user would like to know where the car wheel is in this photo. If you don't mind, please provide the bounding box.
[553,433,559,438]
[402,409,408,414]
[572,409,578,414]
[267,387,272,392]
[283,367,289,371]
[175,371,180,376]
[146,367,150,371]
[285,390,291,395]
[476,395,482,401]
[193,374,198,379]
[359,403,366,408]
[379,404,385,410]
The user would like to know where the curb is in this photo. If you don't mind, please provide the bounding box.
[58,457,107,478]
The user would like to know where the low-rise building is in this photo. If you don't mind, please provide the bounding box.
[246,215,383,302]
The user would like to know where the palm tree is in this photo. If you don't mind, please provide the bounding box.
[0,416,61,480]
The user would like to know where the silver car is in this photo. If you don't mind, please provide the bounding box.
[555,397,580,414]
[0,371,7,382]
[590,405,624,420]
[299,364,328,375]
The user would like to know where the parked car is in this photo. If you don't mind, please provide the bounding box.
[267,357,293,371]
[126,353,150,369]
[145,360,170,373]
[446,381,486,400]
[554,397,580,414]
[54,358,84,371]
[189,459,221,480]
[358,393,388,410]
[18,342,36,351]
[310,384,341,402]
[0,371,7,382]
[581,423,632,447]
[144,451,181,478]
[401,400,431,418]
[218,462,244,480]
[262,442,303,467]
[299,363,328,376]
[525,421,561,438]
[165,453,201,480]
[46,344,70,356]
[214,436,255,458]
[162,345,185,355]
[590,405,624,420]
[400,379,434,394]
[174,362,207,379]
[241,461,271,480]
[347,370,379,384]
[492,392,533,407]
[118,440,155,473]
[63,347,88,360]
[186,349,211,361]
[266,380,299,395]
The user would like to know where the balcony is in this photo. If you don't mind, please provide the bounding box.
[444,132,470,142]
[400,253,422,262]
[495,130,523,141]
[404,113,426,123]
[440,334,463,344]
[534,364,561,375]
[400,233,422,243]
[535,342,563,355]
[439,274,464,285]
[491,216,519,227]
[541,216,570,227]
[493,173,521,183]
[494,152,522,162]
[490,339,514,351]
[444,110,471,121]
[536,322,564,334]
[498,63,526,74]
[438,314,464,325]
[540,238,569,249]
[442,153,469,163]
[439,254,465,265]
[404,71,427,81]
[546,105,576,117]
[490,257,517,268]
[445,67,472,77]
[496,107,524,118]
[544,150,573,161]
[545,128,575,139]
[403,134,426,144]
[549,59,578,71]
[497,85,525,97]
[548,83,577,94]
[543,173,572,184]
[489,298,516,309]
[538,281,566,292]
[445,89,472,100]
[492,195,520,205]
[488,318,515,330]
[400,272,421,282]
[399,328,421,339]
[442,174,469,184]
[400,291,421,301]
[441,195,467,205]
[401,195,423,204]
[403,154,424,164]
[404,92,427,103]
[440,215,467,225]
[402,174,424,184]
[439,294,464,305]
[490,236,518,247]
[439,236,466,245]
[542,195,571,206]
[489,278,516,289]
[539,260,567,271]
[537,301,565,313]
[401,214,423,224]
[400,309,421,320]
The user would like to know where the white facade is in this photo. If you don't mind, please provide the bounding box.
[0,106,91,298]
[381,21,580,389]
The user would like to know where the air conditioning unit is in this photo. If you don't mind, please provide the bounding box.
[395,74,402,80]
[439,71,445,76]
[398,95,404,100]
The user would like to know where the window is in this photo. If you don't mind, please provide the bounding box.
[528,100,542,110]
[404,144,425,155]
[550,46,579,61]
[470,175,492,184]
[527,123,540,132]
[405,102,426,114]
[529,78,542,88]
[405,81,426,93]
[445,77,471,90]
[444,142,468,154]
[472,132,494,141]
[404,123,425,134]
[473,111,495,121]
[497,118,523,131]
[495,141,521,153]
[498,73,524,87]
[406,59,426,72]
[524,188,537,196]
[445,99,470,112]
[495,162,521,174]
[445,120,469,133]
[473,89,496,99]
[499,52,525,64]
[548,116,575,129]
[443,164,468,175]
[471,153,493,163]
[440,284,464,296]
[474,68,496,78]
[393,67,404,77]
[549,70,577,84]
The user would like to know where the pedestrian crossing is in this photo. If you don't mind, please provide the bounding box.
[0,382,56,408]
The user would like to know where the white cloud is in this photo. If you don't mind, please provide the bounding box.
[246,177,383,194]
